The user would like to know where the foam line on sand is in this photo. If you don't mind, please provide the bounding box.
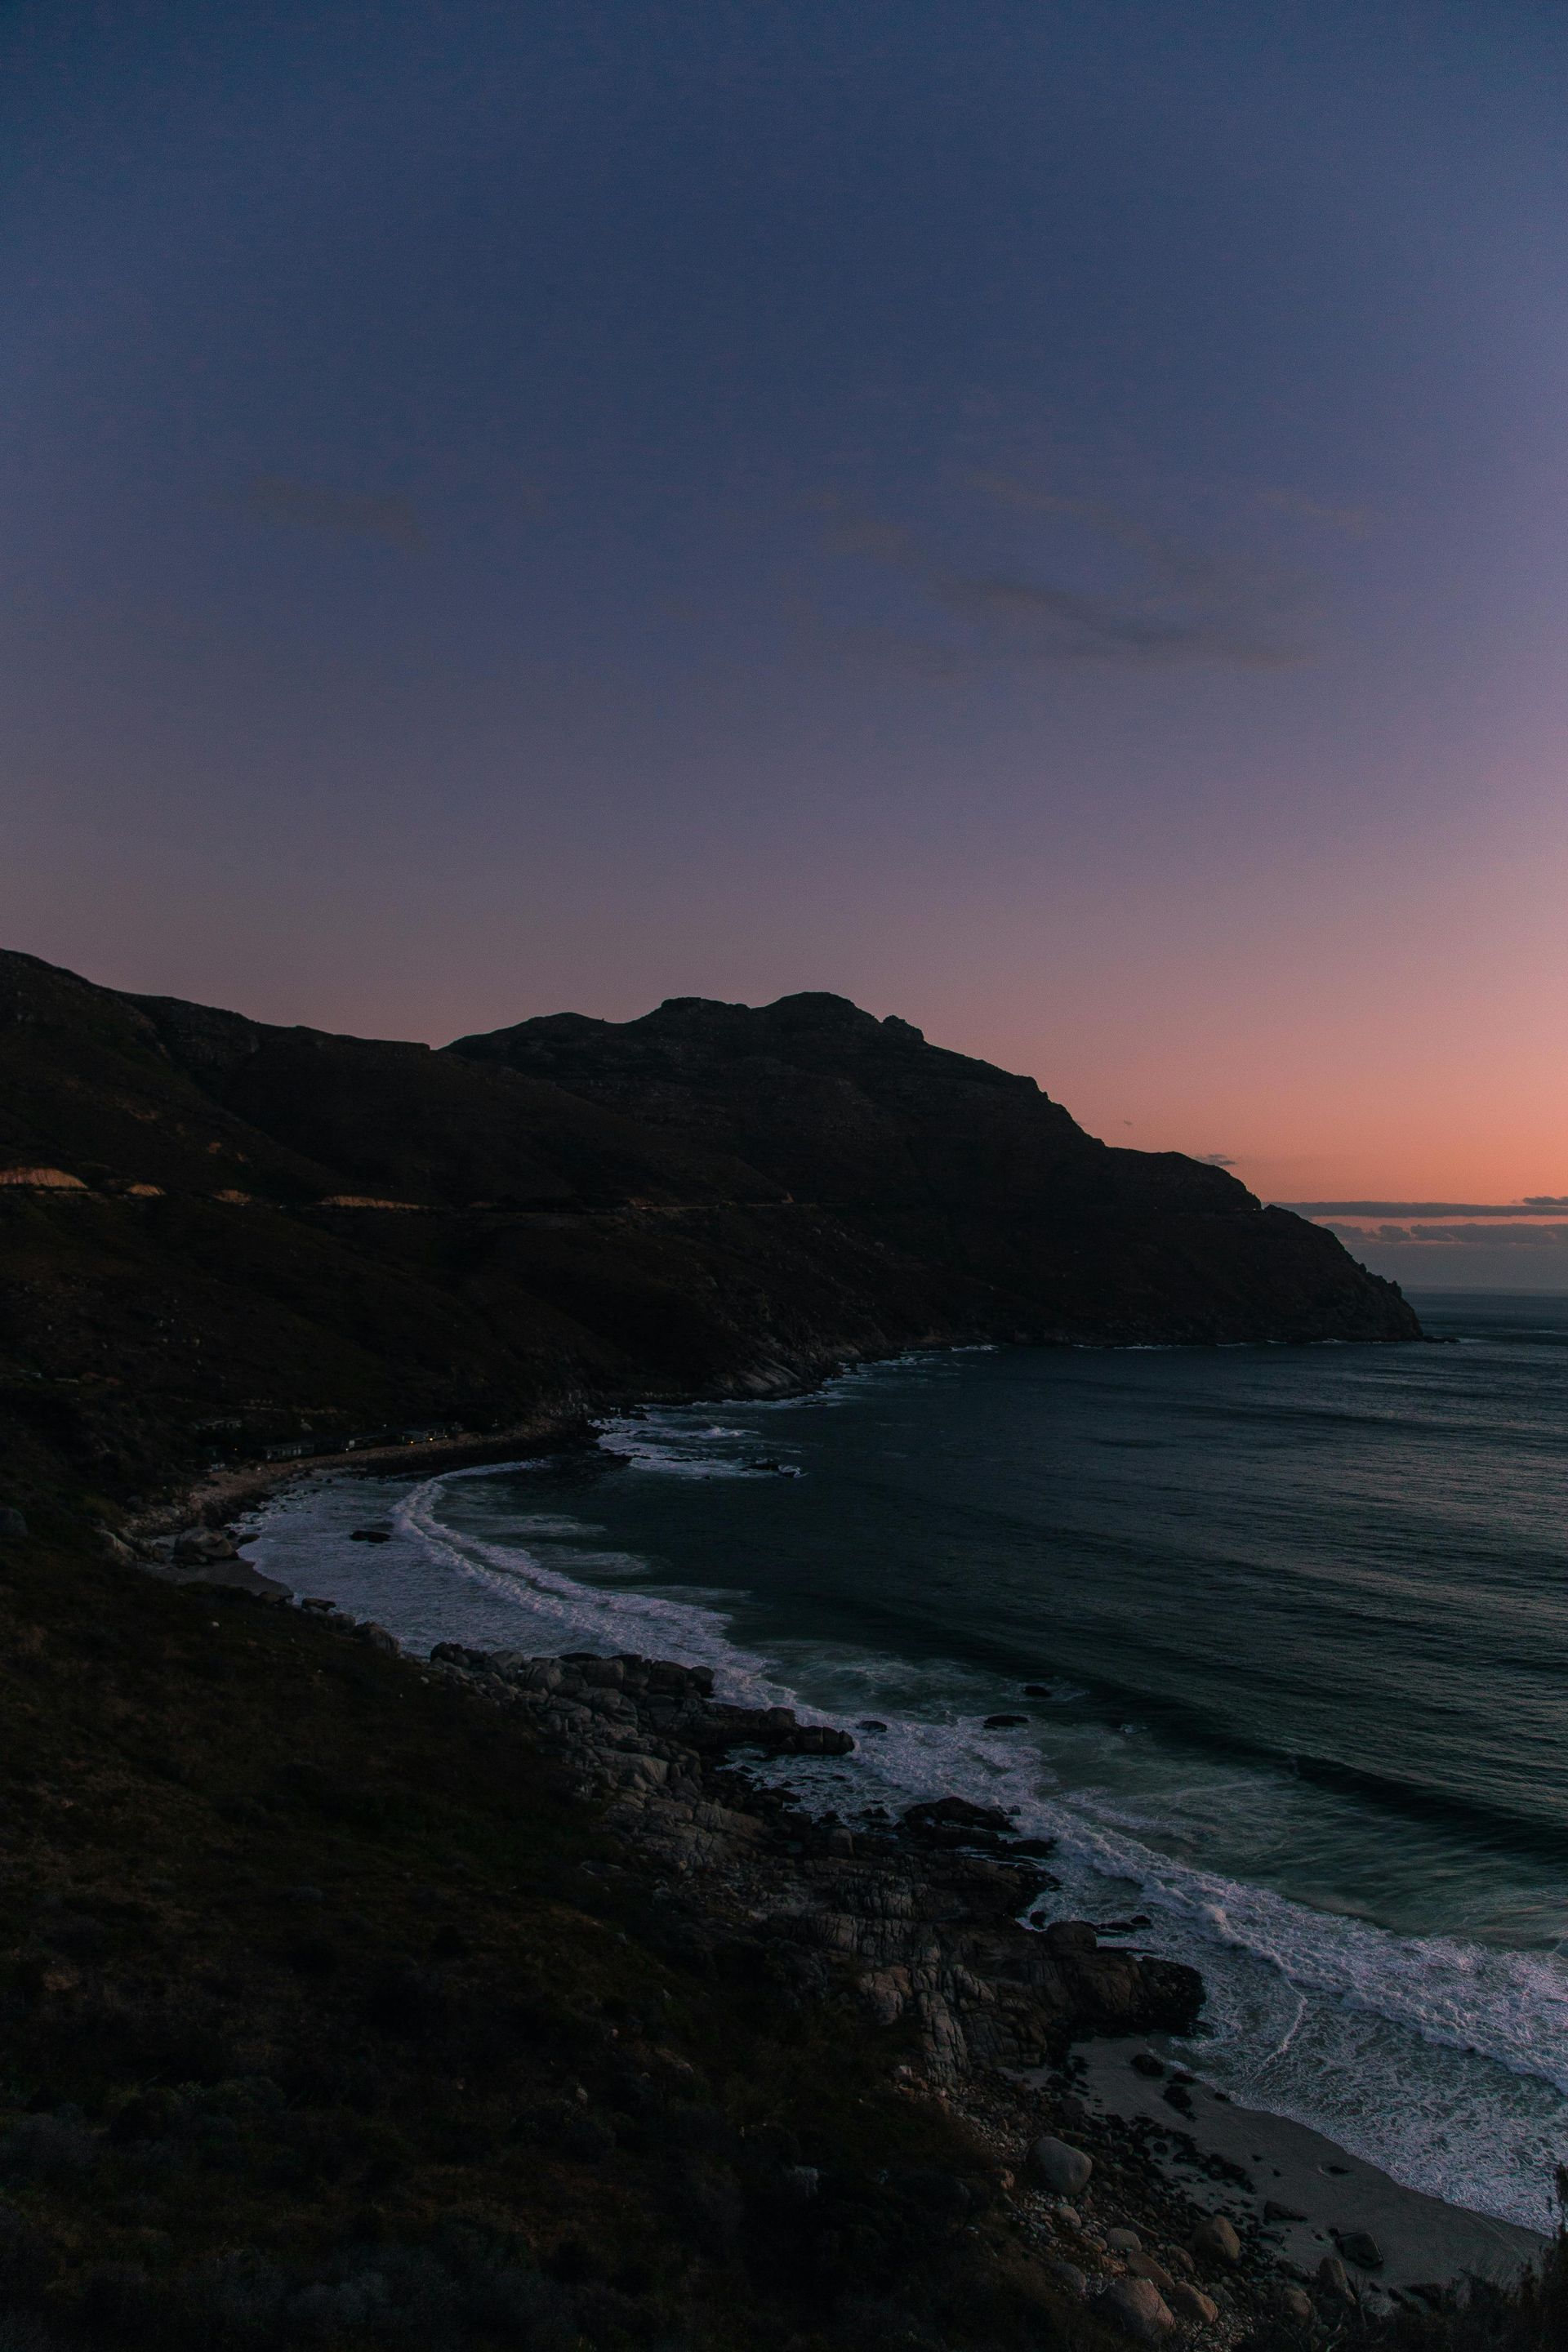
[1067,2038,1546,2292]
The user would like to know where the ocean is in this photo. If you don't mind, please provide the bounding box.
[245,1290,1568,2230]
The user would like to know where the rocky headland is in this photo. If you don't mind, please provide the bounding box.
[11,949,1550,2352]
[0,1466,1561,2352]
[1,951,1417,1508]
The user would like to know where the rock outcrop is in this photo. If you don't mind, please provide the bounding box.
[426,1642,1205,2079]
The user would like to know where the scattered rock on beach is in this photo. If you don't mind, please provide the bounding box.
[173,1526,238,1563]
[1316,2252,1352,2299]
[1276,2285,1314,2323]
[1335,2228,1383,2270]
[1190,2216,1241,2265]
[1166,2281,1218,2327]
[983,1713,1028,1728]
[1131,2051,1165,2077]
[1094,2274,1176,2340]
[1030,2136,1094,2195]
[1107,2227,1143,2253]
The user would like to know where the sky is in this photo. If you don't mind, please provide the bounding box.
[2,1,1566,1285]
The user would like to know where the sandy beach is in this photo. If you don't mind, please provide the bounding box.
[139,1425,1560,2316]
[1065,2038,1546,2294]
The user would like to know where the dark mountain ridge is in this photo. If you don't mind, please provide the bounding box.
[0,950,1415,1494]
[449,988,1244,1218]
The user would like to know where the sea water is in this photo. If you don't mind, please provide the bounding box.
[246,1291,1568,2229]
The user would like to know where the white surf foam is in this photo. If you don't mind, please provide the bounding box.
[247,1455,1568,2230]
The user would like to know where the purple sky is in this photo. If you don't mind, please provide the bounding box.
[3,2,1566,1281]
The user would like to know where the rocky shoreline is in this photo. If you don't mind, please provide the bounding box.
[132,1536,1530,2342]
[411,1642,1546,2323]
[95,1419,1552,2340]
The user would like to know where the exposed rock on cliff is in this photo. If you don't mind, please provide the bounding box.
[425,1642,1205,2080]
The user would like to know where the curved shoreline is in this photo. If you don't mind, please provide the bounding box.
[182,1457,1551,2298]
[118,1348,1561,2300]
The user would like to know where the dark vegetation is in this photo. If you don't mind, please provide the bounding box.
[0,1517,1562,2352]
[8,948,1508,2348]
[1,951,1415,1501]
[0,1505,1118,2352]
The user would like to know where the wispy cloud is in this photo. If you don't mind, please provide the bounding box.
[1254,488,1374,539]
[238,474,425,550]
[1286,1200,1568,1219]
[1326,1221,1568,1250]
[1200,1153,1237,1168]
[807,481,1317,673]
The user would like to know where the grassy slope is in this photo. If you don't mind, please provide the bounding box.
[0,1505,1102,2352]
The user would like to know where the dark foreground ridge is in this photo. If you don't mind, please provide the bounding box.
[0,951,1415,1496]
[7,1489,1561,2352]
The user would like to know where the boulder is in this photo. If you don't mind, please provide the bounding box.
[173,1527,237,1564]
[1029,2136,1093,2196]
[901,1796,1015,1842]
[1049,2260,1088,2296]
[1106,2228,1143,2254]
[783,1725,855,1756]
[1335,2229,1383,2270]
[357,1623,399,1654]
[1316,2253,1352,2300]
[1276,2285,1314,2323]
[1093,2276,1176,2341]
[1166,2282,1218,2327]
[575,1657,626,1688]
[1189,2216,1241,2265]
[1127,2254,1176,2294]
[1042,1918,1098,1954]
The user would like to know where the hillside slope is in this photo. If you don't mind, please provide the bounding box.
[449,990,1417,1351]
[0,951,1415,1496]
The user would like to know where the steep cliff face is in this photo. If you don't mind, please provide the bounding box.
[0,954,1416,1494]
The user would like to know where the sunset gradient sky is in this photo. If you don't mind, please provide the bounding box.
[2,2,1566,1281]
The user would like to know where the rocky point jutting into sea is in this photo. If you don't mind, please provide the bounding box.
[0,948,1414,1499]
[11,951,1560,2352]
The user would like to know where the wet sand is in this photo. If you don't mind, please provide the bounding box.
[1072,2038,1546,2292]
